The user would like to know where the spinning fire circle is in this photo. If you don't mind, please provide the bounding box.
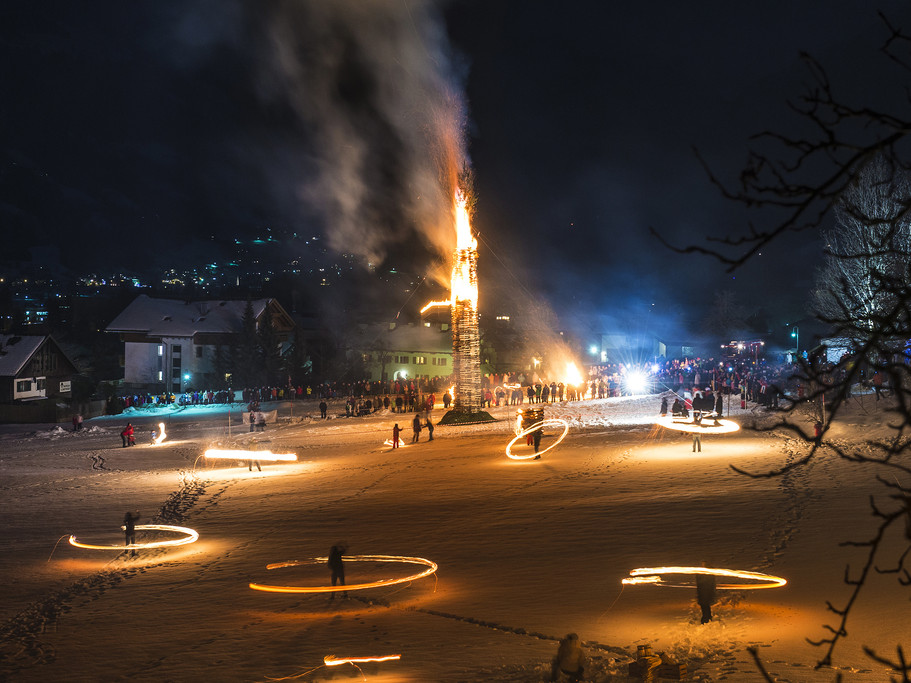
[622,566,787,590]
[68,524,199,550]
[505,419,570,460]
[324,654,401,667]
[204,448,297,462]
[655,415,740,434]
[249,555,438,593]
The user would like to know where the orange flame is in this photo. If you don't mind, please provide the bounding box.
[451,190,478,305]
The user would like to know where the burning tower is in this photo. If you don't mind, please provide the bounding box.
[450,191,483,414]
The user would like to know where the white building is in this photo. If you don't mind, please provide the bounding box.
[106,295,294,393]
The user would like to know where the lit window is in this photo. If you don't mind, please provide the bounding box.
[158,345,163,357]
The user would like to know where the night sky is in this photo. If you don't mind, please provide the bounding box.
[2,0,907,338]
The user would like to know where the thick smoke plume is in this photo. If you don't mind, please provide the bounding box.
[256,0,468,269]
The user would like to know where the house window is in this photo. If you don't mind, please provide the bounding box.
[362,354,372,363]
[16,380,31,392]
[413,356,426,365]
[196,346,203,358]
[172,345,182,355]
[158,371,163,381]
[158,345,163,357]
[36,378,46,391]
[434,357,448,366]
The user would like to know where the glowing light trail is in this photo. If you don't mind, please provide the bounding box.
[622,566,787,590]
[204,448,297,461]
[69,524,199,550]
[506,419,570,460]
[249,555,438,593]
[153,422,167,445]
[655,415,741,434]
[324,655,401,667]
[420,300,451,314]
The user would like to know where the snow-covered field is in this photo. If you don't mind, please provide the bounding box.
[0,393,907,681]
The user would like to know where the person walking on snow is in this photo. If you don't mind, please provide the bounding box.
[412,414,422,443]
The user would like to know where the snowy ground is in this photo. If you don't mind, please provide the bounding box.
[0,392,908,682]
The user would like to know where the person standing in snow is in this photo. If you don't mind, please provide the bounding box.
[120,423,134,447]
[123,510,140,556]
[328,543,348,600]
[550,632,586,682]
[425,416,434,441]
[696,563,717,624]
[392,423,401,449]
[412,414,422,443]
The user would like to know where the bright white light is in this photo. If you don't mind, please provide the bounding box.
[650,363,660,373]
[623,371,648,395]
[589,345,598,355]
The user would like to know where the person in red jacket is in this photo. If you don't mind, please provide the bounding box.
[392,423,401,449]
[120,423,134,447]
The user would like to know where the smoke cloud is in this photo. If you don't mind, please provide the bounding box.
[254,0,468,270]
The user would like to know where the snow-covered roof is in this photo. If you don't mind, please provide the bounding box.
[0,335,46,376]
[380,323,452,354]
[106,295,270,337]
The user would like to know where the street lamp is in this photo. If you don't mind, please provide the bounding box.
[790,326,799,361]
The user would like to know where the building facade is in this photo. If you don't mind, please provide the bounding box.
[106,295,294,393]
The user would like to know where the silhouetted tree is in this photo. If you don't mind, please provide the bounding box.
[662,13,911,679]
